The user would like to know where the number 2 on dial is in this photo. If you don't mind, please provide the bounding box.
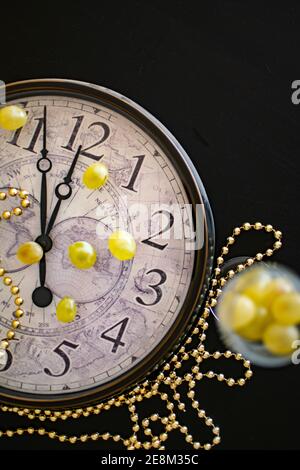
[142,210,174,250]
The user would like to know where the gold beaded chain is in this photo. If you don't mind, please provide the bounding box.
[0,189,30,353]
[0,202,282,450]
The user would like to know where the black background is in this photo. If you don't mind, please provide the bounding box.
[0,0,299,452]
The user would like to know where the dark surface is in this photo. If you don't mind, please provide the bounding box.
[1,1,299,451]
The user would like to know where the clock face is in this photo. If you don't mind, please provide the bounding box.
[0,80,214,406]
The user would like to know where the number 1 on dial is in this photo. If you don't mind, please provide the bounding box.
[122,155,145,192]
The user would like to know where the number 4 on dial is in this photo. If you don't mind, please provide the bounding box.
[101,317,129,353]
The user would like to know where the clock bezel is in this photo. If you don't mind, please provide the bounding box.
[0,79,215,408]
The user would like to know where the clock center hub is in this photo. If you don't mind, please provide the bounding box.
[35,234,53,253]
[32,286,53,308]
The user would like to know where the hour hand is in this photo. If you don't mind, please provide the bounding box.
[32,256,53,308]
[46,145,82,236]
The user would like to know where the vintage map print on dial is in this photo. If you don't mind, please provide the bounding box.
[0,80,214,406]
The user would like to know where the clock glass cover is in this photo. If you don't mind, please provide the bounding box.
[0,79,214,407]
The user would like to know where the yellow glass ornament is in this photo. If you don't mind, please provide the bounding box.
[236,268,271,304]
[261,277,293,308]
[68,241,97,269]
[263,323,298,356]
[0,105,28,131]
[17,241,43,265]
[218,293,256,332]
[271,292,300,326]
[108,230,136,261]
[238,306,272,341]
[56,297,77,323]
[83,163,108,190]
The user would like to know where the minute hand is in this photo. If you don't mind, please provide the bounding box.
[46,145,82,236]
[37,106,52,236]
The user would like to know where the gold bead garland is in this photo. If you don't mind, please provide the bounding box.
[0,219,282,449]
[0,188,30,351]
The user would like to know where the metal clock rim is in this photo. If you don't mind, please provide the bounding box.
[0,79,215,408]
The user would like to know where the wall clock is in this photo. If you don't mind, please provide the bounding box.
[0,79,214,409]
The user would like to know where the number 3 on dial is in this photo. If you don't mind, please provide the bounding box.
[136,269,167,306]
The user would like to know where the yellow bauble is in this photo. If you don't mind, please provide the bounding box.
[17,241,43,265]
[263,323,298,356]
[83,163,108,190]
[68,241,97,269]
[0,105,28,131]
[238,306,272,341]
[108,230,136,261]
[217,291,236,321]
[271,292,300,326]
[261,277,293,308]
[56,297,77,323]
[218,293,256,332]
[236,268,271,304]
